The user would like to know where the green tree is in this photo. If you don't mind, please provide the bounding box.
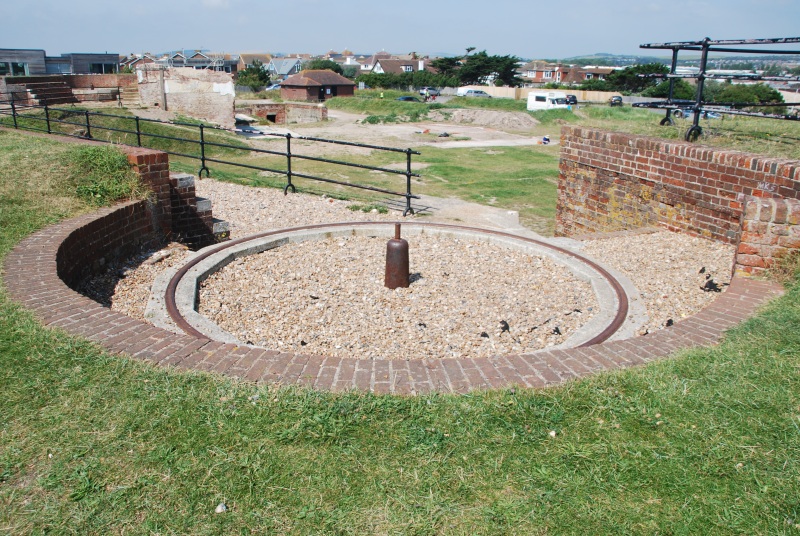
[642,79,695,100]
[578,78,611,91]
[236,59,270,91]
[341,66,359,79]
[302,59,343,75]
[712,82,785,114]
[433,50,523,87]
[429,56,461,78]
[605,63,668,93]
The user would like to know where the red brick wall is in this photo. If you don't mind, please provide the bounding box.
[736,198,800,275]
[557,126,800,244]
[66,74,137,89]
[124,147,172,236]
[57,200,157,287]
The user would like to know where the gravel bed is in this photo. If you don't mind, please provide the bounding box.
[581,231,735,335]
[94,180,736,359]
[197,234,598,360]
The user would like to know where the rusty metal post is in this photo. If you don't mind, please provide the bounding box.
[385,223,409,289]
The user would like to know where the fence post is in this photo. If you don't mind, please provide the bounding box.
[84,110,92,139]
[44,104,51,134]
[404,148,415,216]
[135,116,142,146]
[283,133,296,194]
[197,124,210,177]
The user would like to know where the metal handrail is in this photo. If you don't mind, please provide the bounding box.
[0,94,421,215]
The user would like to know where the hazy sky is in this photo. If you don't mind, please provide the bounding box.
[4,0,799,59]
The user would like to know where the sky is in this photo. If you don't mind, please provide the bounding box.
[3,0,800,60]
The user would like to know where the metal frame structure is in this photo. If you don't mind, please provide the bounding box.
[633,37,800,141]
[0,93,421,216]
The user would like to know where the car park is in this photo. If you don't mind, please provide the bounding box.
[609,96,623,107]
[418,87,441,97]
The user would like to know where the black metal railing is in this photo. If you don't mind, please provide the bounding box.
[634,36,800,142]
[0,92,421,215]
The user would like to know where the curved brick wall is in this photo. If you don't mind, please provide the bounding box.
[2,202,784,394]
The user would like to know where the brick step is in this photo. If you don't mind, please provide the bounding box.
[119,87,140,107]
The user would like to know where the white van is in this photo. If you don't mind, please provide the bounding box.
[527,91,569,111]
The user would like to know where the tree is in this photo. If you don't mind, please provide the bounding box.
[429,56,461,78]
[711,82,785,114]
[578,78,610,91]
[605,63,668,93]
[642,79,695,100]
[236,59,270,91]
[302,59,343,75]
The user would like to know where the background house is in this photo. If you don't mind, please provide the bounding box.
[268,57,304,80]
[238,53,272,71]
[371,58,432,75]
[518,61,568,87]
[0,49,119,76]
[280,70,355,101]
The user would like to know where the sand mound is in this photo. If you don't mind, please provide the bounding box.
[430,109,539,131]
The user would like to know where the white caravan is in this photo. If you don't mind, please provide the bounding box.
[526,91,569,111]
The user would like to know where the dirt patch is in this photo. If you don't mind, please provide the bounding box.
[428,109,539,131]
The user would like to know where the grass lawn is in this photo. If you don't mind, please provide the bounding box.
[2,125,800,534]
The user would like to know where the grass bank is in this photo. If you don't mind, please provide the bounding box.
[2,129,800,534]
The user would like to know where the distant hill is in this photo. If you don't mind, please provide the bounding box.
[545,52,800,68]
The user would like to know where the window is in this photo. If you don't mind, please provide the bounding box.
[535,96,546,102]
[1,62,29,76]
[402,65,413,72]
[89,63,117,74]
[585,73,593,80]
[543,71,552,79]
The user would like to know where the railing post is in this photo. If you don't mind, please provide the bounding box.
[44,104,51,134]
[84,110,92,139]
[10,93,18,129]
[197,124,210,177]
[135,116,142,146]
[283,133,296,194]
[404,148,415,216]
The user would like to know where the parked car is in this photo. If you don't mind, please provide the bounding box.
[609,96,623,107]
[565,94,578,105]
[396,96,422,102]
[265,83,281,91]
[418,87,441,97]
[462,89,492,98]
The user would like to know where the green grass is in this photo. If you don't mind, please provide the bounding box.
[64,145,149,205]
[0,106,247,158]
[2,128,800,534]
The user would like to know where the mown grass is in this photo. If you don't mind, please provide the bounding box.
[169,142,560,234]
[2,128,800,534]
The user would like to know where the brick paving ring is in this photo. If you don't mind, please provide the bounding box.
[164,222,630,354]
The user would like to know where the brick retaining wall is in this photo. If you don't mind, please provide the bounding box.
[737,197,800,275]
[557,126,800,244]
[2,204,784,394]
[557,126,800,275]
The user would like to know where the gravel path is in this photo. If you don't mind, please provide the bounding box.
[97,180,736,359]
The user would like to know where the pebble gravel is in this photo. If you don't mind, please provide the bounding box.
[197,234,598,359]
[93,180,736,359]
